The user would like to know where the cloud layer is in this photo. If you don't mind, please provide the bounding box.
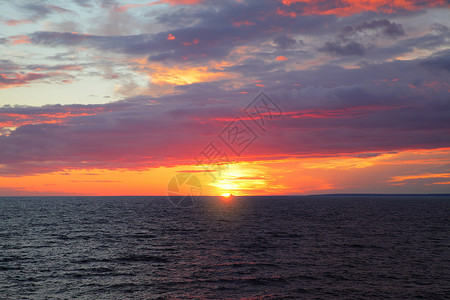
[0,0,449,194]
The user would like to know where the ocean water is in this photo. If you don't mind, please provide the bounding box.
[0,195,449,299]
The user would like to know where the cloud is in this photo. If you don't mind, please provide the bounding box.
[420,49,450,74]
[319,40,367,56]
[0,60,20,72]
[318,19,405,57]
[0,187,80,196]
[27,1,329,64]
[274,34,299,49]
[4,3,71,26]
[0,59,80,89]
[0,73,49,89]
[4,19,33,26]
[1,50,449,176]
[22,3,71,16]
[1,0,449,183]
[341,19,405,39]
[114,0,205,12]
[0,104,102,130]
[432,23,449,34]
[280,0,448,16]
[8,35,31,45]
[0,56,87,91]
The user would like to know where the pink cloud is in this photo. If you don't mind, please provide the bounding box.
[280,0,448,16]
[4,19,33,26]
[9,35,31,45]
[0,73,47,89]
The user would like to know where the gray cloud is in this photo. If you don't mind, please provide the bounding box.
[341,19,405,39]
[274,34,299,50]
[319,19,405,57]
[28,0,331,64]
[319,40,367,56]
[420,49,450,74]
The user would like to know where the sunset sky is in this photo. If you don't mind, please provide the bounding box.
[1,0,449,196]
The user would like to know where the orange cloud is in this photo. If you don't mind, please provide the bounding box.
[167,33,176,40]
[280,0,448,16]
[0,168,168,196]
[150,65,231,85]
[388,173,450,183]
[1,147,450,196]
[432,181,450,185]
[277,7,297,18]
[0,110,101,131]
[276,56,288,61]
[129,57,235,86]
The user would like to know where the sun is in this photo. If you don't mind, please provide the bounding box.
[220,192,234,203]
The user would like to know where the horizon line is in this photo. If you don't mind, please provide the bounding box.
[1,193,449,197]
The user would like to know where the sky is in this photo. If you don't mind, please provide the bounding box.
[0,0,449,196]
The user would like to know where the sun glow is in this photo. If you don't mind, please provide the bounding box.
[208,163,269,196]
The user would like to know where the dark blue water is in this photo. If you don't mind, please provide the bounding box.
[0,195,449,299]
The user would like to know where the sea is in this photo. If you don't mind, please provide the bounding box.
[0,195,449,299]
